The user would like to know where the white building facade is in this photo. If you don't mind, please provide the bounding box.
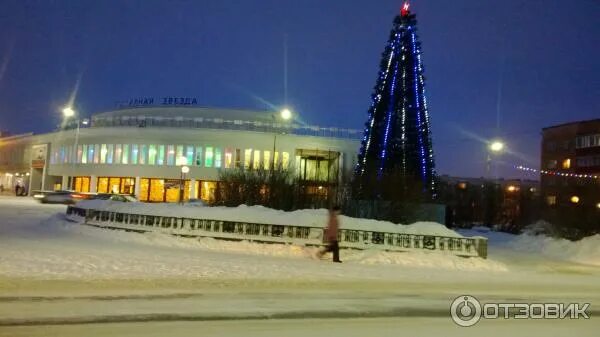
[0,106,360,204]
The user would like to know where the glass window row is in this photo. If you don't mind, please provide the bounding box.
[50,144,290,169]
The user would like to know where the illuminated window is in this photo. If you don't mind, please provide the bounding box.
[106,144,114,164]
[76,145,83,164]
[167,145,175,165]
[458,182,467,190]
[263,150,271,169]
[97,177,109,193]
[148,145,157,165]
[100,144,107,164]
[195,146,202,166]
[215,148,222,168]
[282,152,290,169]
[253,150,261,169]
[139,145,147,164]
[205,147,214,167]
[224,148,233,168]
[131,145,139,164]
[114,144,122,164]
[176,145,184,163]
[235,149,241,168]
[562,158,571,169]
[122,144,129,164]
[244,149,252,169]
[157,145,165,165]
[93,144,100,163]
[570,195,580,204]
[87,144,94,163]
[81,145,88,164]
[183,146,193,166]
[274,152,280,168]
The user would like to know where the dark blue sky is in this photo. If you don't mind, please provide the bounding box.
[0,0,598,178]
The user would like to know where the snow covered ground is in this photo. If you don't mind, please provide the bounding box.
[0,196,598,336]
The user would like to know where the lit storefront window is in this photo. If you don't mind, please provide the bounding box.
[97,177,109,193]
[274,152,279,168]
[73,176,90,193]
[244,149,252,169]
[205,147,214,167]
[200,181,217,203]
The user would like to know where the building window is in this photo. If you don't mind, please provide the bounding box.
[253,150,261,169]
[148,145,157,165]
[97,177,109,193]
[107,144,114,164]
[76,145,83,164]
[139,145,147,164]
[100,144,107,164]
[93,144,100,163]
[114,144,122,164]
[81,145,88,164]
[122,144,129,164]
[176,145,184,163]
[131,144,139,164]
[235,149,241,168]
[224,148,233,169]
[157,145,165,165]
[546,195,556,206]
[263,150,271,169]
[195,146,202,166]
[87,144,94,163]
[205,147,214,167]
[167,145,175,165]
[215,148,222,168]
[186,146,194,166]
[244,149,252,169]
[562,158,571,169]
[274,152,280,168]
[547,160,557,169]
[282,152,290,169]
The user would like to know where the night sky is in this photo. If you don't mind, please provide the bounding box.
[0,0,598,178]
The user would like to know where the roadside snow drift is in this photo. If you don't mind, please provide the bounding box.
[74,200,463,238]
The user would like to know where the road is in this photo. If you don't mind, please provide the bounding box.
[0,196,598,336]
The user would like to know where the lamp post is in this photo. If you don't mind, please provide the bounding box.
[62,106,88,190]
[486,140,505,179]
[271,107,293,170]
[177,155,189,204]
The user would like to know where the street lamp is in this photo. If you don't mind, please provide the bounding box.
[486,139,505,179]
[177,156,189,204]
[62,106,89,191]
[62,106,75,118]
[271,108,294,170]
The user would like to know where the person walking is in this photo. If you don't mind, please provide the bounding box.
[317,205,342,263]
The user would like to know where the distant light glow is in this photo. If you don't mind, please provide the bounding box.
[62,106,75,117]
[489,141,504,152]
[280,108,292,120]
[570,196,580,204]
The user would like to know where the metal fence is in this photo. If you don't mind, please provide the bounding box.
[66,206,488,258]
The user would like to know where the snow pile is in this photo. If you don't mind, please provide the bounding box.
[507,234,600,267]
[74,200,463,237]
[459,227,600,267]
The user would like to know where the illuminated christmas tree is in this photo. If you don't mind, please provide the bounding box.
[354,2,436,200]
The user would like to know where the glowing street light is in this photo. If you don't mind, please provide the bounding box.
[570,195,580,204]
[489,140,505,153]
[181,166,190,174]
[280,108,292,121]
[62,106,75,118]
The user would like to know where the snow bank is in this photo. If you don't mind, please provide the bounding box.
[459,227,600,267]
[75,200,463,238]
